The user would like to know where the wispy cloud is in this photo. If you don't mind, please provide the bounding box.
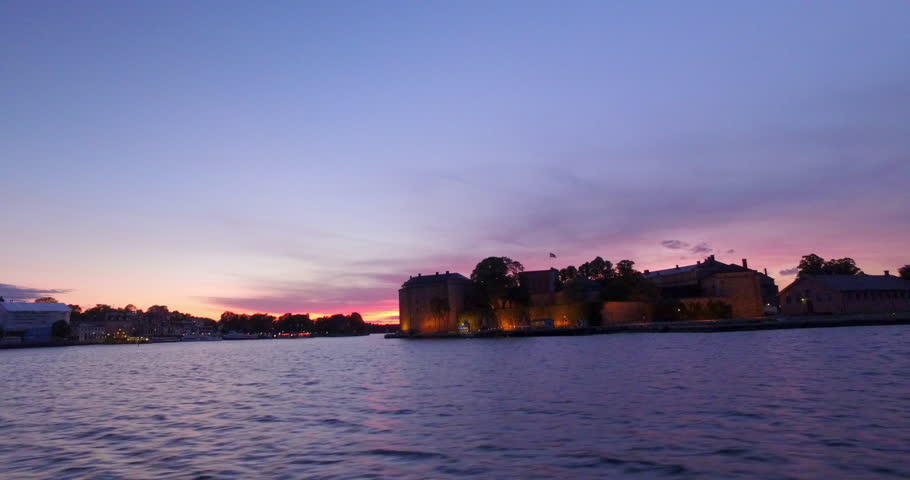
[661,240,713,255]
[779,267,799,276]
[661,240,690,250]
[690,242,713,255]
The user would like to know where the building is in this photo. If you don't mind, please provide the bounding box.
[398,272,474,334]
[0,302,71,342]
[779,273,910,315]
[644,255,778,318]
[518,269,557,296]
[73,321,107,342]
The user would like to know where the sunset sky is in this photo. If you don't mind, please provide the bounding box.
[2,1,908,323]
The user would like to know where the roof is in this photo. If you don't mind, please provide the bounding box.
[401,272,471,288]
[0,302,72,313]
[801,274,910,292]
[642,264,699,278]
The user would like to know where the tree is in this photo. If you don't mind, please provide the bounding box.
[823,258,861,275]
[248,313,276,333]
[556,265,578,288]
[67,304,83,322]
[615,259,638,279]
[578,256,614,281]
[429,296,451,331]
[82,304,115,322]
[349,312,367,334]
[34,297,58,303]
[51,319,72,339]
[797,254,862,276]
[900,265,910,280]
[797,254,826,275]
[146,305,170,316]
[470,256,525,308]
[276,313,312,333]
[605,260,658,302]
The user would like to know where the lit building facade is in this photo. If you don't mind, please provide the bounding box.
[398,272,474,334]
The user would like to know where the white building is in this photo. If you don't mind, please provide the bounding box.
[0,302,71,334]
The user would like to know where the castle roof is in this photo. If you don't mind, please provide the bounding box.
[401,272,471,288]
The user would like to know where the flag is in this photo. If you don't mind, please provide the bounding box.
[549,252,557,258]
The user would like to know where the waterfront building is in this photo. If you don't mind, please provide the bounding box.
[779,273,910,315]
[398,272,474,334]
[73,321,107,342]
[103,311,136,334]
[643,255,778,318]
[0,302,71,342]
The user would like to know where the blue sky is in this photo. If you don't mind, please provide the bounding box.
[2,1,908,321]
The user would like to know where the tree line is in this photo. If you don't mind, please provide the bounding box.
[797,254,910,279]
[21,297,385,337]
[218,311,369,336]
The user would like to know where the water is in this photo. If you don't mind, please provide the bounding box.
[1,327,909,479]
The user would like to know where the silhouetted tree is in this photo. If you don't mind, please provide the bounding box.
[34,297,58,303]
[429,296,451,330]
[797,254,862,276]
[312,313,367,335]
[146,305,170,316]
[471,256,525,309]
[797,254,826,275]
[349,312,366,334]
[823,258,862,275]
[51,319,71,339]
[603,259,658,301]
[248,313,276,333]
[219,311,250,332]
[900,265,910,280]
[578,257,614,281]
[82,304,115,322]
[276,313,312,333]
[556,265,578,290]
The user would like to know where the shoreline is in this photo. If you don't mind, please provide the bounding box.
[385,313,910,339]
[0,332,372,351]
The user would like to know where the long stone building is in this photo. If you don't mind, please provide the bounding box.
[779,273,910,315]
[643,255,778,318]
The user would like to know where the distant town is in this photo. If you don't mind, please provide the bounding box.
[2,254,909,347]
[0,302,395,347]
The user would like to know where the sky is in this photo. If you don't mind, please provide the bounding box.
[2,1,908,323]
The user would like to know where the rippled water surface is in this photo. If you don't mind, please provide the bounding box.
[2,326,909,479]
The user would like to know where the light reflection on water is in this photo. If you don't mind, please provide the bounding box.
[1,326,909,479]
